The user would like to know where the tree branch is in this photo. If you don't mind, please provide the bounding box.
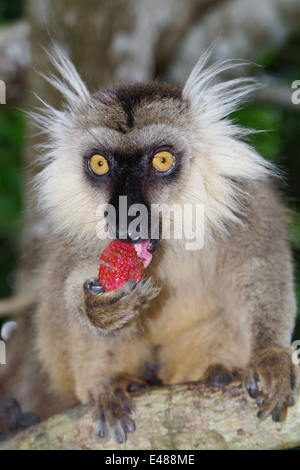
[0,382,299,450]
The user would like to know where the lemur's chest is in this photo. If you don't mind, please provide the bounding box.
[144,284,224,384]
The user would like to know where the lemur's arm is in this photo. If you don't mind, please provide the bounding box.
[62,257,159,443]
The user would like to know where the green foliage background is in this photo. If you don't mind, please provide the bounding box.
[0,1,24,299]
[0,0,23,25]
[0,4,299,339]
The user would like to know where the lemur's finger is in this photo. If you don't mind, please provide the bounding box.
[84,279,105,295]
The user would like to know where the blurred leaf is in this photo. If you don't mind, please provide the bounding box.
[0,108,25,298]
[232,105,282,163]
[0,0,23,24]
[0,108,25,237]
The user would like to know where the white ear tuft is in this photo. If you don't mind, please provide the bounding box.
[29,45,91,163]
[183,47,261,122]
[39,43,90,108]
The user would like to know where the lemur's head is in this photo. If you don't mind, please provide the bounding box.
[33,46,272,252]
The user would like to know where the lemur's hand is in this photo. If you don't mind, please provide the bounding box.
[83,278,159,332]
[245,347,299,421]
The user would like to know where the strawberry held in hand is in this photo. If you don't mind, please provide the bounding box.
[98,240,153,292]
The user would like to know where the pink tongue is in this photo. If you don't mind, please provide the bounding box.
[134,240,153,268]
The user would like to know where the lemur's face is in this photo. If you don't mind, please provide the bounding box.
[79,82,190,248]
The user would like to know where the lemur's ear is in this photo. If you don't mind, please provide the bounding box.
[40,44,90,108]
[29,45,91,161]
[183,46,259,121]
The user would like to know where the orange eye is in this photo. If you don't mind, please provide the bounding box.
[89,154,109,176]
[152,151,175,173]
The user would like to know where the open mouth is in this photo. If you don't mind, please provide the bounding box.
[133,239,159,268]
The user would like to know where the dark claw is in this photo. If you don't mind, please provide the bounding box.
[256,397,265,407]
[84,280,105,295]
[113,425,126,444]
[290,370,296,391]
[289,395,296,407]
[257,408,265,419]
[123,399,135,415]
[246,373,259,399]
[96,405,108,438]
[257,404,274,420]
[271,402,287,422]
[121,416,135,433]
[289,369,297,407]
[272,408,282,422]
[96,419,108,438]
[248,386,259,399]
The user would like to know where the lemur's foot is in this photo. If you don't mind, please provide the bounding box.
[245,348,298,422]
[93,375,147,444]
[0,395,40,433]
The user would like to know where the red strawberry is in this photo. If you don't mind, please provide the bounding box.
[98,240,147,292]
